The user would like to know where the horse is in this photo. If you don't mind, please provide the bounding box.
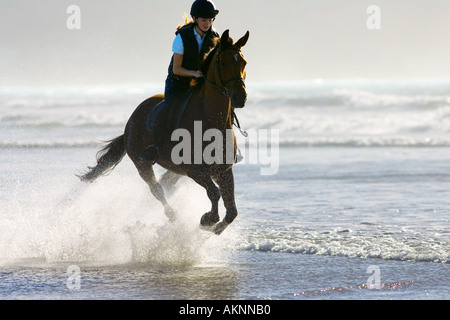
[79,30,249,236]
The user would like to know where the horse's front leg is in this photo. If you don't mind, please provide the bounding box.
[158,170,182,196]
[212,168,238,235]
[187,170,221,228]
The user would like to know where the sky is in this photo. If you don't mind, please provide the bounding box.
[1,0,449,86]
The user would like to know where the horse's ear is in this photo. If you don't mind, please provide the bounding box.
[235,31,250,49]
[221,29,230,44]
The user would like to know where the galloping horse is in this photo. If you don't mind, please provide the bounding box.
[79,30,249,235]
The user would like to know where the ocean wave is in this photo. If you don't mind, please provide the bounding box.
[277,136,450,148]
[331,88,450,110]
[0,107,132,128]
[0,141,102,149]
[291,280,416,297]
[238,231,448,263]
[247,90,450,111]
[247,79,450,110]
[3,136,450,150]
[2,80,450,149]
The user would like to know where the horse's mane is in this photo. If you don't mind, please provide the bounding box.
[202,35,234,74]
[191,35,234,88]
[200,38,220,75]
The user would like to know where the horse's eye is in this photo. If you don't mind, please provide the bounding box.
[220,61,225,67]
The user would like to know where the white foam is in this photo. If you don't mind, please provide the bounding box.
[0,162,235,266]
[237,229,448,263]
[2,80,450,148]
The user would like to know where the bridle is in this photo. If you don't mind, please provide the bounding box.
[203,46,248,137]
[204,47,246,97]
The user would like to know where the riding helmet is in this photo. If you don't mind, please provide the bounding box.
[190,0,219,19]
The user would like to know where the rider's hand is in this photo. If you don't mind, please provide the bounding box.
[191,70,204,78]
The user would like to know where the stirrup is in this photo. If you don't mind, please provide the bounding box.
[235,147,244,163]
[139,145,160,165]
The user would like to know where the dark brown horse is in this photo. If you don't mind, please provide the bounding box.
[79,30,249,235]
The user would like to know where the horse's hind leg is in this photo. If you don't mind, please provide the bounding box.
[213,169,238,235]
[137,163,176,222]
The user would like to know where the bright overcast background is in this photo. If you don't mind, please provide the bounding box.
[1,0,449,86]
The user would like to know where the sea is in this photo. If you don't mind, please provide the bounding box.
[0,79,448,300]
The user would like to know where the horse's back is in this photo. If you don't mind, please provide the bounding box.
[134,94,164,119]
[124,94,164,161]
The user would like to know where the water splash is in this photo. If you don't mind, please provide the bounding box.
[0,162,236,267]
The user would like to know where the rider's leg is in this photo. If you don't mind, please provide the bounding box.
[140,76,187,164]
[139,101,168,164]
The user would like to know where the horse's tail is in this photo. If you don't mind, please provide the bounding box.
[78,135,126,183]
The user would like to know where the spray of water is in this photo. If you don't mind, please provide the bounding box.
[0,160,239,266]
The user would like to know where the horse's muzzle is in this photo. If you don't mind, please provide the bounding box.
[231,84,247,109]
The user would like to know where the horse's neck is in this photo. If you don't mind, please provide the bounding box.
[202,67,232,131]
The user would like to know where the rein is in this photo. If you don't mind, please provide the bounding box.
[204,47,248,137]
[204,47,245,97]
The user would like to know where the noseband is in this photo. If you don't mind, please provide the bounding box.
[204,47,245,97]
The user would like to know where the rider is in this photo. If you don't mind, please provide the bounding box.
[140,0,220,164]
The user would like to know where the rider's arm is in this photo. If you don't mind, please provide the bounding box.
[171,34,203,78]
[172,54,203,78]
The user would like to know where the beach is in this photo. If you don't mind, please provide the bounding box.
[0,80,448,300]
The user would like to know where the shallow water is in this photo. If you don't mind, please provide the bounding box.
[0,81,448,300]
[0,252,446,300]
[0,147,448,300]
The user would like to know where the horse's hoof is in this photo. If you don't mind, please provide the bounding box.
[165,207,177,223]
[199,221,230,235]
[212,221,229,235]
[199,224,215,233]
[200,211,220,227]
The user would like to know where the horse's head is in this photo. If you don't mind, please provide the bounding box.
[213,30,249,108]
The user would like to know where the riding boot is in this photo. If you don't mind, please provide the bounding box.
[139,124,163,164]
[139,99,169,164]
[139,144,160,164]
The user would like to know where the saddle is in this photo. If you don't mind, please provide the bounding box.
[145,87,196,138]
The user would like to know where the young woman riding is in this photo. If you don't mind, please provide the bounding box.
[140,0,220,164]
